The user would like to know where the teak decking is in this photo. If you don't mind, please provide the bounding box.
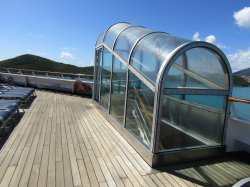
[0,90,249,187]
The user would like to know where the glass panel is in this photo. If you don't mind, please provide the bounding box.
[94,49,102,101]
[96,32,105,47]
[104,23,132,49]
[159,94,226,151]
[125,71,154,148]
[131,33,188,83]
[165,48,229,89]
[100,48,112,109]
[110,58,127,123]
[114,27,152,61]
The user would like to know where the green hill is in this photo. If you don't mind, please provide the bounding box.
[0,54,94,75]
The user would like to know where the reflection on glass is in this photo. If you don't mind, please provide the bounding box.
[125,71,154,148]
[110,58,127,123]
[159,94,226,151]
[104,23,131,48]
[100,48,112,109]
[114,27,151,61]
[165,48,229,89]
[131,33,188,83]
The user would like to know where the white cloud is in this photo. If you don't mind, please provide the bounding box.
[60,51,75,60]
[234,7,250,30]
[205,35,216,44]
[228,48,250,72]
[192,32,228,49]
[192,32,200,41]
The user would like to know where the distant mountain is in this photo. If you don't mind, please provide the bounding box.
[234,67,250,76]
[233,67,250,87]
[0,54,94,75]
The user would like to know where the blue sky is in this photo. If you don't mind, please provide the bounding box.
[0,0,250,72]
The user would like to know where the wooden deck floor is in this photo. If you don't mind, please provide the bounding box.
[0,90,249,187]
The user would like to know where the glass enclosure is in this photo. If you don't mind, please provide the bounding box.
[110,57,127,123]
[94,23,232,166]
[100,48,112,109]
[125,71,154,148]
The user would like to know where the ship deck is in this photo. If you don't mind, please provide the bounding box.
[0,90,249,187]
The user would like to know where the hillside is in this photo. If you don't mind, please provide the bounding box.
[0,54,94,75]
[233,67,250,87]
[234,67,250,76]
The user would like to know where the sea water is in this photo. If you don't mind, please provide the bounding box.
[232,87,250,121]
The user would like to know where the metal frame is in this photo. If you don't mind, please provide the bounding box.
[152,41,233,153]
[94,23,233,166]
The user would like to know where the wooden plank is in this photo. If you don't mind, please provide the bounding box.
[149,174,166,187]
[67,140,82,186]
[79,143,99,187]
[162,172,184,187]
[142,175,158,187]
[28,164,40,187]
[115,155,142,187]
[8,146,30,187]
[219,162,242,179]
[97,157,117,187]
[88,108,147,175]
[77,159,91,187]
[62,144,74,187]
[47,132,56,187]
[177,169,204,187]
[19,134,40,187]
[196,165,224,186]
[199,165,228,186]
[87,149,105,183]
[156,173,174,186]
[0,148,9,167]
[168,173,191,187]
[56,161,64,187]
[99,181,109,187]
[33,117,49,164]
[82,105,145,185]
[79,106,127,181]
[0,166,16,187]
[0,136,22,182]
[38,146,49,187]
[55,120,63,162]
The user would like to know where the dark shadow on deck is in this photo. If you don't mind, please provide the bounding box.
[0,111,25,149]
[154,152,250,187]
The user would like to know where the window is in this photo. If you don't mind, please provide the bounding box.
[100,48,112,109]
[110,58,127,123]
[125,71,154,148]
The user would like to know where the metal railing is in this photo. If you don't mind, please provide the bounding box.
[228,96,250,122]
[0,67,93,81]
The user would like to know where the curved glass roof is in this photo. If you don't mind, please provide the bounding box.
[130,32,189,83]
[114,26,152,61]
[96,22,232,91]
[103,22,131,49]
